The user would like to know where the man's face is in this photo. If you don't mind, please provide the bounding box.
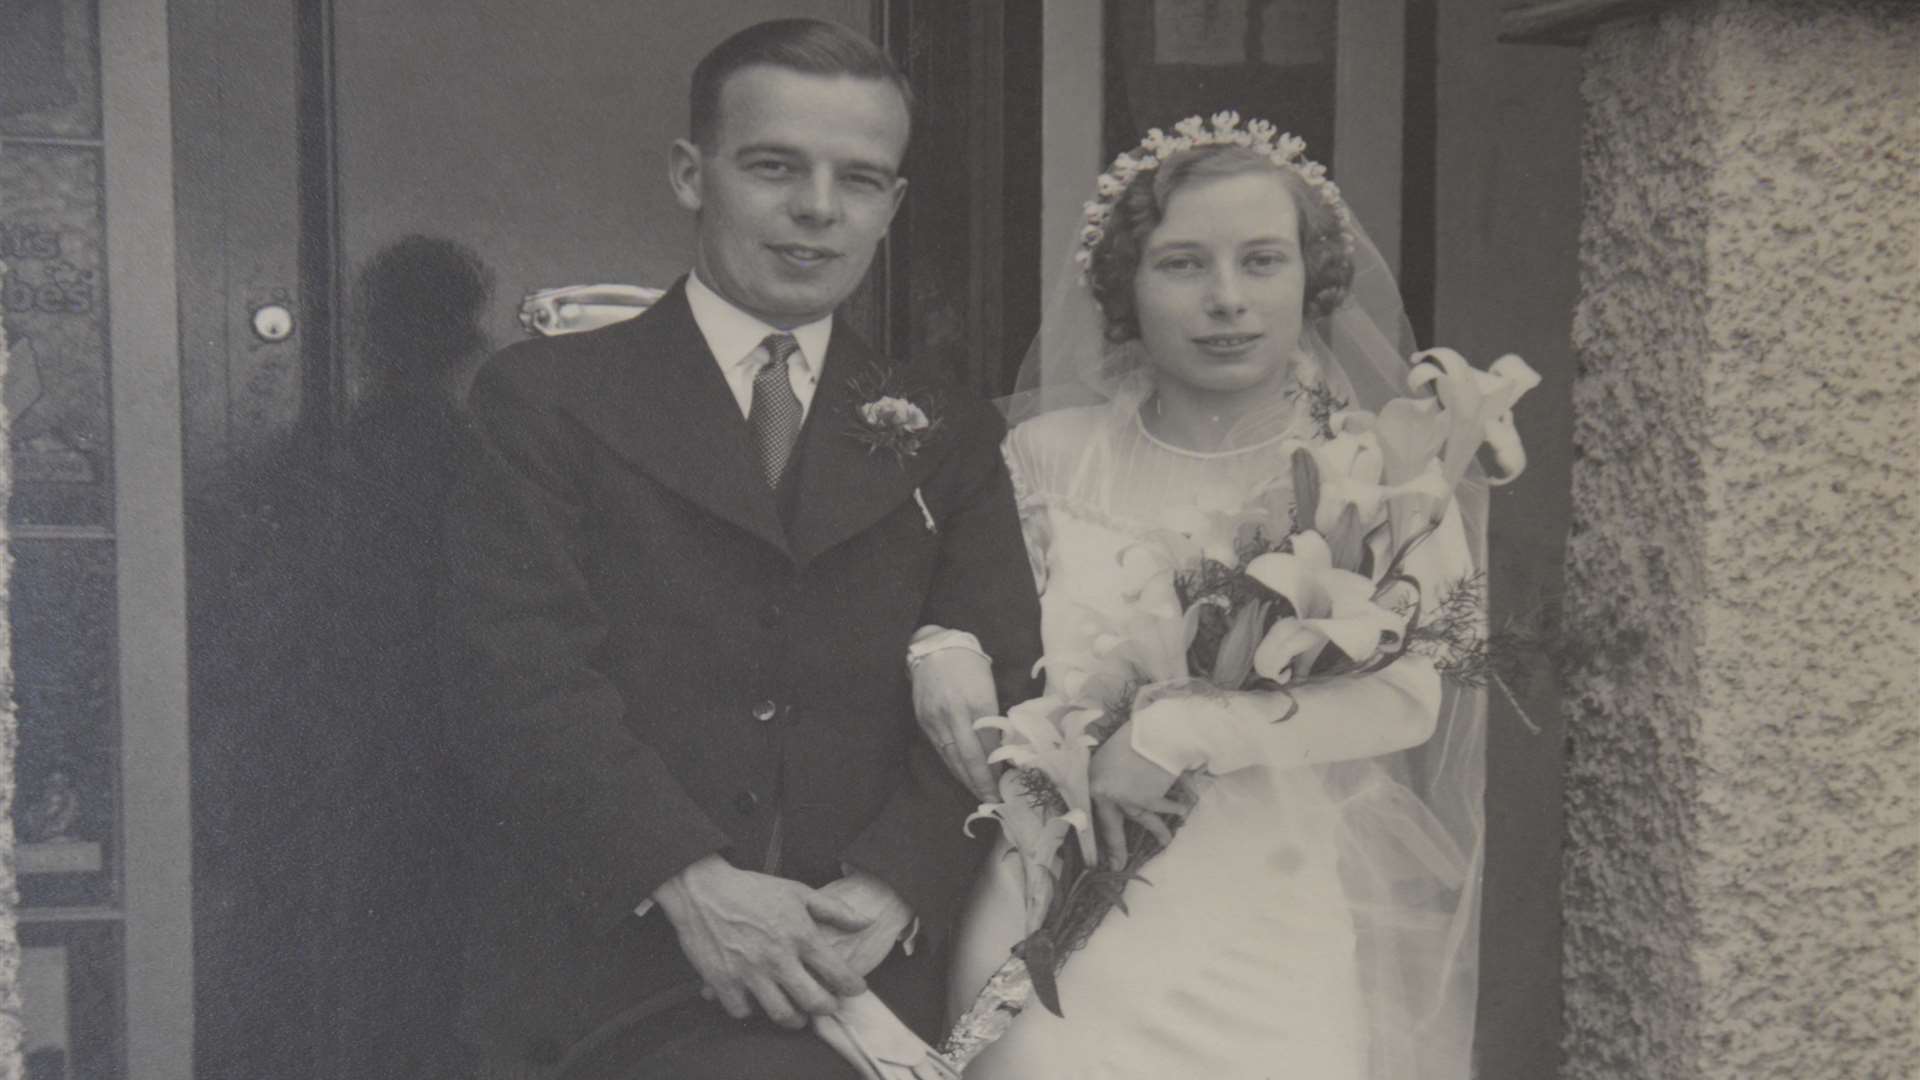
[671,66,909,328]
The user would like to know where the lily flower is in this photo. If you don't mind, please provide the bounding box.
[1033,632,1140,709]
[965,768,1088,936]
[1401,348,1541,489]
[1158,486,1263,568]
[1321,503,1370,579]
[1113,542,1184,618]
[1243,473,1296,545]
[977,697,1102,863]
[1374,398,1446,485]
[1294,425,1450,577]
[1378,460,1456,572]
[1247,532,1408,680]
[1308,412,1388,536]
[1091,543,1200,684]
[1206,597,1271,690]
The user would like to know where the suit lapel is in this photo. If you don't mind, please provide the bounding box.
[786,330,938,566]
[573,282,791,558]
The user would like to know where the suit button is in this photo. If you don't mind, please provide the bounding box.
[752,700,778,723]
[734,790,760,815]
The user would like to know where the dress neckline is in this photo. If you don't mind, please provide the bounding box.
[1129,403,1307,460]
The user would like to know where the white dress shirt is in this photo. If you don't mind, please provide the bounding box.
[684,270,832,420]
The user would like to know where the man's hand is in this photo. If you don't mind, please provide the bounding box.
[910,647,1000,800]
[1089,722,1191,868]
[813,869,915,978]
[652,855,872,1028]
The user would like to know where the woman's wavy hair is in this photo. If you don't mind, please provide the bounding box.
[1086,144,1354,350]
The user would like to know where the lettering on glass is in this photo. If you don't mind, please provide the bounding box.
[2,254,96,316]
[1,143,110,517]
[1,222,65,260]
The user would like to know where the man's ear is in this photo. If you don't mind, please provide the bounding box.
[883,176,908,231]
[668,139,705,212]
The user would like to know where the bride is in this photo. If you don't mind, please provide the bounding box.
[944,117,1488,1080]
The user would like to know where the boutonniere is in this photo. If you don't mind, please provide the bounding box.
[846,362,943,464]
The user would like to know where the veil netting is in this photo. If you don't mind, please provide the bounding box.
[996,186,1488,1080]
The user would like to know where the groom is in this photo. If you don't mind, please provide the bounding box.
[438,17,1039,1080]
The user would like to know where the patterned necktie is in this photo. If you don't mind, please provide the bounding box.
[749,333,804,488]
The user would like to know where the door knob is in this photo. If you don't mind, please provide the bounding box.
[250,302,294,343]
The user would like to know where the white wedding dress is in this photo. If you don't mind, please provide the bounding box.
[950,397,1476,1080]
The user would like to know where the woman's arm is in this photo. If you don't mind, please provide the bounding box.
[1128,656,1442,777]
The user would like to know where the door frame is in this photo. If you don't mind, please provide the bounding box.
[105,0,192,1076]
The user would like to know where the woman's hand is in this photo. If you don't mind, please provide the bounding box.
[1089,721,1191,867]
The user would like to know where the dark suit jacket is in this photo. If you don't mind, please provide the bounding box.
[438,280,1041,1076]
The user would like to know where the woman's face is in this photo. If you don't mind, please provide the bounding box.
[1132,170,1306,398]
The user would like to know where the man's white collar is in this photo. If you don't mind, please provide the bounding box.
[685,270,833,375]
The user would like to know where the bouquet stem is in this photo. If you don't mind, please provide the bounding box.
[936,954,1034,1071]
[936,819,1171,1070]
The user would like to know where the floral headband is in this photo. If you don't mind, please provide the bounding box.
[1075,112,1356,281]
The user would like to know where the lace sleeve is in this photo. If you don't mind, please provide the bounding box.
[1001,432,1051,595]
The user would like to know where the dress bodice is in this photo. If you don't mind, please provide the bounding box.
[1004,400,1318,614]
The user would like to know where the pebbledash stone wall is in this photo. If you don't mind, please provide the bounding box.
[1561,2,1919,1078]
[1,253,20,1080]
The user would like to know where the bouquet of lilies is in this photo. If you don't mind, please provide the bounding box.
[928,347,1540,1070]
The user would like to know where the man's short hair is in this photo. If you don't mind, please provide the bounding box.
[689,18,914,148]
